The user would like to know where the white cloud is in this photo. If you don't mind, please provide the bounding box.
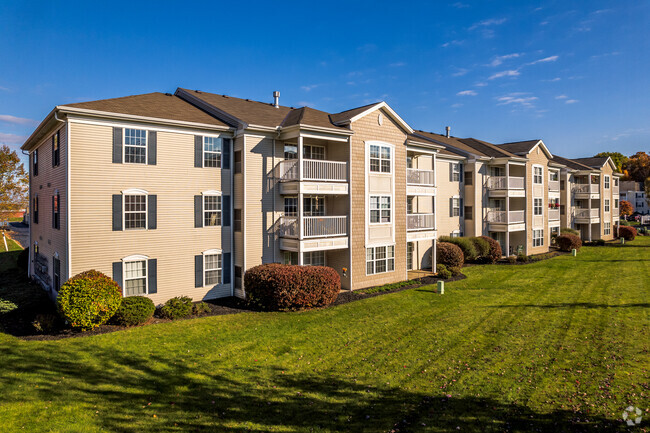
[452,2,469,8]
[469,18,507,30]
[496,93,538,108]
[452,68,469,77]
[565,99,579,104]
[457,90,477,96]
[300,84,320,92]
[542,77,562,82]
[488,69,520,80]
[0,132,27,145]
[474,82,488,87]
[0,86,9,92]
[555,95,568,100]
[489,53,522,67]
[451,103,463,108]
[442,40,463,48]
[0,115,37,125]
[527,55,559,65]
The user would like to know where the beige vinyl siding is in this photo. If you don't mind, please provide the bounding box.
[68,121,231,303]
[436,156,464,237]
[29,123,68,291]
[601,164,615,240]
[526,148,550,254]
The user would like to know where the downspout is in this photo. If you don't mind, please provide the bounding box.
[53,111,67,288]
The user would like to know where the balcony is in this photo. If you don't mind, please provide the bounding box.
[573,184,599,197]
[278,159,349,195]
[549,209,560,221]
[487,176,525,197]
[407,213,435,231]
[279,215,347,239]
[407,169,435,186]
[575,208,599,221]
[548,180,560,192]
[486,210,525,224]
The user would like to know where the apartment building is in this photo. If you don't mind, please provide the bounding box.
[619,181,649,214]
[22,90,443,302]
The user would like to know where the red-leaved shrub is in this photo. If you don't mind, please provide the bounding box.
[436,242,464,268]
[479,236,502,263]
[618,225,637,241]
[244,264,340,311]
[556,234,582,252]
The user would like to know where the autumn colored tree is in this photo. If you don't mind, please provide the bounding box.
[594,152,628,173]
[619,200,633,217]
[624,151,650,182]
[0,145,28,211]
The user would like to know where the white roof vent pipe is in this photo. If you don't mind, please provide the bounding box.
[445,126,451,138]
[273,91,280,108]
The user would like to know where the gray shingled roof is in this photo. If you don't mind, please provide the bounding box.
[415,130,517,158]
[551,155,594,171]
[497,140,541,155]
[572,157,610,169]
[329,102,382,125]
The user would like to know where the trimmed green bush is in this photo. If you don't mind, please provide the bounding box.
[516,253,529,263]
[479,236,502,264]
[618,226,637,241]
[470,237,491,260]
[244,264,340,311]
[556,234,582,252]
[159,296,193,320]
[436,264,451,280]
[507,255,517,264]
[439,236,478,262]
[449,266,462,277]
[436,242,464,268]
[560,227,580,236]
[192,301,211,315]
[111,296,155,326]
[57,270,122,330]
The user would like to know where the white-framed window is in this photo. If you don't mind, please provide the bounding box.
[534,198,543,216]
[407,242,414,271]
[370,196,391,223]
[614,177,619,187]
[452,197,461,217]
[203,136,222,168]
[203,193,222,226]
[366,245,395,275]
[533,166,543,184]
[614,199,619,209]
[604,199,610,212]
[124,190,147,230]
[549,170,559,181]
[284,197,298,216]
[303,251,325,266]
[533,229,544,247]
[451,231,462,238]
[284,144,297,160]
[303,145,325,160]
[283,251,298,265]
[204,251,222,285]
[123,256,148,296]
[452,163,461,182]
[604,175,610,189]
[124,128,147,164]
[369,144,391,173]
[604,222,611,235]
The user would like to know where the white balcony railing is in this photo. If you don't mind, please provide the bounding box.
[486,210,525,224]
[549,209,560,220]
[278,159,347,182]
[407,168,435,186]
[279,216,347,239]
[548,180,560,191]
[487,176,525,190]
[407,213,435,231]
[575,208,599,219]
[573,184,599,194]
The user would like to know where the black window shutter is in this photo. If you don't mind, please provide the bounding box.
[222,138,231,169]
[459,164,463,183]
[222,252,231,284]
[33,150,38,176]
[148,259,157,294]
[52,136,55,167]
[222,195,230,226]
[148,131,157,165]
[112,194,122,231]
[195,255,203,287]
[57,193,60,229]
[449,198,453,217]
[194,195,203,228]
[449,162,453,182]
[52,196,55,229]
[112,127,122,163]
[460,198,464,217]
[34,196,38,224]
[112,261,123,289]
[194,136,203,168]
[148,195,157,229]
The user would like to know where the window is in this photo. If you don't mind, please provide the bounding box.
[407,242,414,271]
[203,137,222,168]
[464,206,473,220]
[52,191,60,230]
[369,144,391,173]
[604,175,610,189]
[549,171,558,182]
[284,197,298,216]
[303,196,325,216]
[204,252,222,285]
[451,231,463,238]
[124,259,147,296]
[604,222,611,235]
[52,255,61,292]
[533,229,544,247]
[614,178,619,187]
[407,196,413,214]
[534,198,543,216]
[464,170,473,186]
[304,251,325,266]
[33,195,38,224]
[451,198,461,217]
[203,195,222,226]
[452,163,461,182]
[234,209,242,232]
[370,196,391,223]
[366,245,395,275]
[406,156,413,169]
[33,149,38,176]
[124,128,147,164]
[234,150,242,173]
[533,166,543,184]
[284,144,297,160]
[614,199,619,209]
[124,194,147,229]
[52,131,60,167]
[303,145,325,160]
[604,199,610,212]
[283,251,298,265]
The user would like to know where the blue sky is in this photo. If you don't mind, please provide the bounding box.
[1,0,649,163]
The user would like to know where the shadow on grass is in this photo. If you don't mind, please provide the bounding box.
[0,343,626,432]
[486,302,649,309]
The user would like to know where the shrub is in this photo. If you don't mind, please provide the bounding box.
[192,301,211,315]
[32,313,59,334]
[507,255,517,264]
[618,225,637,241]
[111,296,155,326]
[439,236,478,262]
[556,234,582,252]
[436,242,464,268]
[56,270,122,330]
[436,264,451,280]
[159,296,193,320]
[516,253,529,263]
[449,266,462,276]
[478,236,502,264]
[560,227,580,236]
[619,220,630,226]
[244,264,340,311]
[17,247,29,273]
[470,237,491,261]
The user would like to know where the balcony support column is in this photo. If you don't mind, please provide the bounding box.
[588,196,592,242]
[505,231,510,257]
[297,135,303,181]
[432,239,437,272]
[505,162,510,190]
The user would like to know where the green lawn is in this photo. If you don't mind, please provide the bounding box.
[0,239,648,432]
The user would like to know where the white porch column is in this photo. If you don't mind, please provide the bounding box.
[505,231,510,257]
[298,135,305,263]
[505,162,510,189]
[432,239,437,271]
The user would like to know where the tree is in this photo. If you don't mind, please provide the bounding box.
[0,145,28,211]
[619,200,633,217]
[594,152,628,173]
[624,151,650,182]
